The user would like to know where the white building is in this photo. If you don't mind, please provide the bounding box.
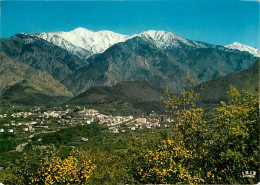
[22,128,29,132]
[137,118,146,123]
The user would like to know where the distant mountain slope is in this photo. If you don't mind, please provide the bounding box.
[66,81,165,115]
[195,59,259,108]
[2,80,71,106]
[0,34,86,94]
[66,35,256,94]
[0,53,73,107]
[225,42,260,57]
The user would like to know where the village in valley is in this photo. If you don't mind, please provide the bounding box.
[0,106,171,145]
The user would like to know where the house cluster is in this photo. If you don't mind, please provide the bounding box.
[126,117,161,131]
[127,116,169,130]
[67,107,171,133]
[0,106,173,136]
[11,112,34,118]
[0,121,37,133]
[0,114,7,119]
[42,110,70,118]
[78,108,134,129]
[103,115,134,133]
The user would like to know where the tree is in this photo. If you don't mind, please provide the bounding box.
[130,75,259,184]
[208,86,259,184]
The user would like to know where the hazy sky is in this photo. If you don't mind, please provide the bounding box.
[0,0,259,48]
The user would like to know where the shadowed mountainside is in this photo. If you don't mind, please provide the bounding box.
[195,59,259,109]
[66,81,166,115]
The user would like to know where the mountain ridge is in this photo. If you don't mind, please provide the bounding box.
[0,53,73,97]
[0,33,86,94]
[0,29,257,96]
[65,34,256,94]
[225,42,260,57]
[30,28,259,59]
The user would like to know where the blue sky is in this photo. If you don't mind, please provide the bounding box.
[0,0,259,48]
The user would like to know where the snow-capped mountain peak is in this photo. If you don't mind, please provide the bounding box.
[136,30,206,49]
[140,30,185,42]
[52,28,130,54]
[225,42,260,57]
[32,28,130,58]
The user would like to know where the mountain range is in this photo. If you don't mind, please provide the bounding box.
[33,28,260,58]
[63,30,255,94]
[0,27,258,111]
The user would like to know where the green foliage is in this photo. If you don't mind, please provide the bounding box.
[32,124,103,146]
[0,132,17,152]
[130,78,259,184]
[0,139,17,153]
[129,139,204,184]
[207,86,259,184]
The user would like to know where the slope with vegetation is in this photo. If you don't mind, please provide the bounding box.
[0,53,73,110]
[66,81,165,115]
[195,59,259,108]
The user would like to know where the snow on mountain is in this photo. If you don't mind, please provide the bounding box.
[31,28,210,58]
[225,42,260,57]
[32,28,258,59]
[32,32,91,59]
[56,27,130,54]
[32,27,129,58]
[136,30,207,49]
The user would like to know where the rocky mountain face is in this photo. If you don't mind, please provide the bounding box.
[0,53,73,97]
[0,53,73,107]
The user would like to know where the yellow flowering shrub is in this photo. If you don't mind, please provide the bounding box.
[17,148,95,185]
[36,156,94,185]
[130,139,204,184]
[208,86,259,184]
[131,78,259,184]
